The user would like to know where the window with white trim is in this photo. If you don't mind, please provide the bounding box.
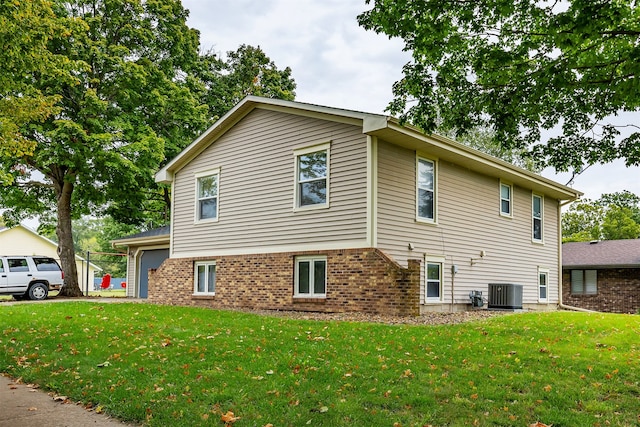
[425,262,442,301]
[570,270,597,295]
[539,269,548,302]
[295,144,329,208]
[194,261,216,295]
[500,182,512,216]
[532,194,543,242]
[294,256,327,297]
[417,157,436,222]
[196,170,219,221]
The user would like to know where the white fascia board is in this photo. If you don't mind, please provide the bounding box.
[365,119,582,201]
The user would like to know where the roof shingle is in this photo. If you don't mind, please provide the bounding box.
[563,239,640,268]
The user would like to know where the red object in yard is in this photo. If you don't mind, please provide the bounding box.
[121,281,126,288]
[100,273,111,289]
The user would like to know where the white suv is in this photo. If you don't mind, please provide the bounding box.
[0,256,64,301]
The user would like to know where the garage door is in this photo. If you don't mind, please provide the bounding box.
[138,249,169,298]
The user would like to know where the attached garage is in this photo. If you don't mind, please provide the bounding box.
[138,249,170,298]
[112,226,170,299]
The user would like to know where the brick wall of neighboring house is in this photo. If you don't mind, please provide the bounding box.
[147,248,421,316]
[562,268,640,314]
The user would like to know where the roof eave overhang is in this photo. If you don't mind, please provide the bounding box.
[563,264,640,269]
[364,117,583,201]
[111,235,170,248]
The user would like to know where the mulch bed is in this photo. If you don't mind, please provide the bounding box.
[229,307,513,326]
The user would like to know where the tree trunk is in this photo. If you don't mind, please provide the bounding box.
[55,179,83,297]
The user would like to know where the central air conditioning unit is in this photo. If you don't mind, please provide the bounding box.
[488,283,523,310]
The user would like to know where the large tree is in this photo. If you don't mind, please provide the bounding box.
[0,0,208,296]
[358,0,640,174]
[562,191,640,241]
[195,44,296,123]
[0,2,297,297]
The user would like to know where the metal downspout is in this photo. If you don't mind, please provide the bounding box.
[557,199,595,312]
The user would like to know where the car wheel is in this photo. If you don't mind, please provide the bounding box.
[28,283,49,301]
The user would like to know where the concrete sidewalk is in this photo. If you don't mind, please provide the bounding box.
[0,374,134,427]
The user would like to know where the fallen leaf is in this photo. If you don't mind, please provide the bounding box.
[221,410,241,424]
[28,407,38,411]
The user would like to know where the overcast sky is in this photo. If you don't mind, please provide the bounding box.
[180,0,639,202]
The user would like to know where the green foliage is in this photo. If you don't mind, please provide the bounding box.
[601,206,640,240]
[1,304,639,426]
[0,0,207,292]
[563,191,640,241]
[445,126,540,171]
[0,0,81,183]
[195,44,296,123]
[358,0,640,174]
[0,1,296,294]
[42,216,137,277]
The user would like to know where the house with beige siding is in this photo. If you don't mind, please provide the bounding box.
[147,96,581,315]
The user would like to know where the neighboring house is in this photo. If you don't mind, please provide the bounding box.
[562,239,640,313]
[0,224,101,291]
[142,96,581,315]
[112,226,170,299]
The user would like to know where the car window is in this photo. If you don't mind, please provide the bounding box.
[33,257,61,271]
[8,258,29,272]
[0,261,4,273]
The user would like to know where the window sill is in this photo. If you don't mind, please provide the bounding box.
[415,218,438,226]
[293,204,330,213]
[194,218,219,225]
[192,294,215,300]
[293,297,326,303]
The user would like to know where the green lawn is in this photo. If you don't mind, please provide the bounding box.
[1,303,638,427]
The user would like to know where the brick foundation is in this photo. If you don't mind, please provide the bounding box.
[148,248,421,316]
[562,268,640,314]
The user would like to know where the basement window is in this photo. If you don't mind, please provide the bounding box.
[194,261,216,295]
[294,256,327,298]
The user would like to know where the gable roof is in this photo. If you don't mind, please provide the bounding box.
[563,239,640,269]
[155,96,582,201]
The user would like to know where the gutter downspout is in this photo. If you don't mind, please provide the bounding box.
[557,199,595,313]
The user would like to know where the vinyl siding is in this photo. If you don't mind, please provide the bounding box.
[376,140,560,306]
[171,109,368,256]
[126,256,136,298]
